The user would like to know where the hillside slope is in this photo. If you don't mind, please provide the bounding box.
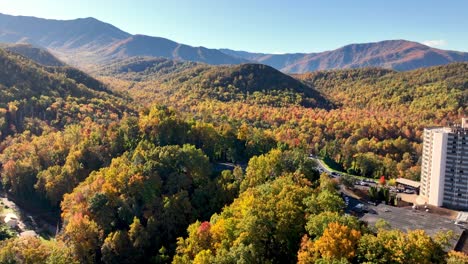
[295,63,468,112]
[101,35,248,65]
[1,43,64,66]
[0,48,129,139]
[112,63,332,108]
[92,56,198,81]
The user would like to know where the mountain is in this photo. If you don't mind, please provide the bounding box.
[0,14,129,50]
[92,56,198,81]
[219,49,309,69]
[1,13,467,73]
[0,47,129,139]
[117,63,332,108]
[0,13,247,67]
[97,34,248,66]
[0,43,65,66]
[295,63,468,112]
[220,40,468,73]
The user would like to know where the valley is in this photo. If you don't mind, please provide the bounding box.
[0,7,466,264]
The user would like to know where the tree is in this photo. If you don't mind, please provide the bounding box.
[101,230,133,264]
[379,176,386,186]
[61,143,217,263]
[174,176,314,264]
[357,228,446,264]
[319,173,337,192]
[305,189,345,215]
[61,214,101,264]
[374,219,391,230]
[241,149,283,191]
[357,233,389,264]
[241,149,318,192]
[446,251,468,264]
[0,225,16,241]
[310,222,361,261]
[193,249,214,264]
[306,212,362,239]
[340,174,356,189]
[0,237,78,264]
[297,235,317,264]
[368,186,379,201]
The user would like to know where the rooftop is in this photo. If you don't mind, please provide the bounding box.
[425,118,468,134]
[4,213,18,221]
[396,178,421,189]
[456,212,468,224]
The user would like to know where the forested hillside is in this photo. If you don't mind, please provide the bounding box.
[92,56,198,81]
[0,46,466,263]
[1,43,65,66]
[297,63,468,114]
[100,62,467,181]
[102,63,332,108]
[0,48,129,140]
[0,51,291,262]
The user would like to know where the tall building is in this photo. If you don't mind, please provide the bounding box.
[419,118,468,210]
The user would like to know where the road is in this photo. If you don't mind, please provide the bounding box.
[309,155,340,177]
[0,194,57,237]
[309,156,367,200]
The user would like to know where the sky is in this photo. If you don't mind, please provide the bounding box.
[1,0,467,53]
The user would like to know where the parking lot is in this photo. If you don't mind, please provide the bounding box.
[361,203,461,234]
[316,156,465,249]
[356,202,464,248]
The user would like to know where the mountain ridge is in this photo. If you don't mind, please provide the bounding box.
[0,13,247,67]
[220,40,468,73]
[1,13,467,72]
[0,43,65,66]
[111,62,333,109]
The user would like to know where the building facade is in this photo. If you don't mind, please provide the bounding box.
[419,118,468,210]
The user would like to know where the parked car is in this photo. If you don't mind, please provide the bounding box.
[358,181,368,186]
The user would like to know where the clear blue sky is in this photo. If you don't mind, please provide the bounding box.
[2,0,467,53]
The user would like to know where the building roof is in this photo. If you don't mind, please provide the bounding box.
[20,230,37,238]
[4,213,18,222]
[396,178,421,189]
[456,212,468,223]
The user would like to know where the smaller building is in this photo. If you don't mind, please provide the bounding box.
[396,178,421,193]
[4,213,18,228]
[455,212,468,227]
[20,230,38,238]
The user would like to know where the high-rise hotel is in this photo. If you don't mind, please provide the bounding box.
[419,118,468,210]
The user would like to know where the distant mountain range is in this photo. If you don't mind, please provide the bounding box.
[220,40,468,72]
[1,13,467,73]
[0,13,247,67]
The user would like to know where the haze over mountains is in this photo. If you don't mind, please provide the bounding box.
[221,40,468,72]
[0,43,65,66]
[0,13,247,67]
[1,12,467,73]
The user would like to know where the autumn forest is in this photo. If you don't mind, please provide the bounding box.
[0,34,466,264]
